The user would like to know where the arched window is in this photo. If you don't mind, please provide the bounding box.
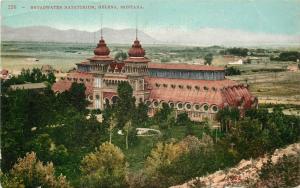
[194,104,200,111]
[212,105,218,112]
[177,102,183,110]
[169,102,174,108]
[185,103,192,110]
[145,100,151,106]
[88,95,93,101]
[203,104,209,111]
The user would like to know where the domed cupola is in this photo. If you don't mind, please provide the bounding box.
[94,37,110,56]
[128,39,145,57]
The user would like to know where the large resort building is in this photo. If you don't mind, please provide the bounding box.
[52,34,257,121]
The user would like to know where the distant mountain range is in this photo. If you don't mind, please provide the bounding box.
[2,25,300,47]
[1,26,159,44]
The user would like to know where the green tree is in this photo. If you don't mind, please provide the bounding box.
[133,102,149,127]
[176,112,192,126]
[153,103,174,129]
[114,51,128,61]
[68,82,89,112]
[115,82,136,128]
[204,53,213,65]
[1,89,57,171]
[216,107,240,133]
[80,142,128,188]
[30,134,53,162]
[51,144,69,166]
[47,71,56,85]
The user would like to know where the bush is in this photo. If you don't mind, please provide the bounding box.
[225,66,241,76]
[80,142,128,188]
[3,152,71,188]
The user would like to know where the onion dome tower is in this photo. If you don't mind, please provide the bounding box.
[94,36,110,56]
[87,26,113,62]
[128,39,145,57]
[123,28,149,75]
[81,25,114,74]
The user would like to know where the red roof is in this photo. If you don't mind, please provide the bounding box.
[148,63,224,71]
[94,38,110,56]
[124,57,150,63]
[88,56,114,61]
[128,39,145,57]
[52,72,93,96]
[145,77,255,108]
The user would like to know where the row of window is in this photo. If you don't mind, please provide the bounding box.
[146,100,218,112]
[62,77,92,82]
[154,83,218,91]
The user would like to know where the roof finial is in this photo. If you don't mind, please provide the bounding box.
[135,13,138,40]
[100,13,103,40]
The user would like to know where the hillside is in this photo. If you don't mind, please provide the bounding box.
[1,26,158,44]
[171,143,300,188]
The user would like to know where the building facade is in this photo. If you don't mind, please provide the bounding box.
[53,35,257,121]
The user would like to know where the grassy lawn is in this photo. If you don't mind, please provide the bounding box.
[107,124,207,172]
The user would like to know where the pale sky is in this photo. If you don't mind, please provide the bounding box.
[2,0,300,33]
[1,0,300,45]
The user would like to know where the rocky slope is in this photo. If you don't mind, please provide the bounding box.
[171,142,300,188]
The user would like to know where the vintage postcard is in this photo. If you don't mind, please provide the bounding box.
[1,0,300,187]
